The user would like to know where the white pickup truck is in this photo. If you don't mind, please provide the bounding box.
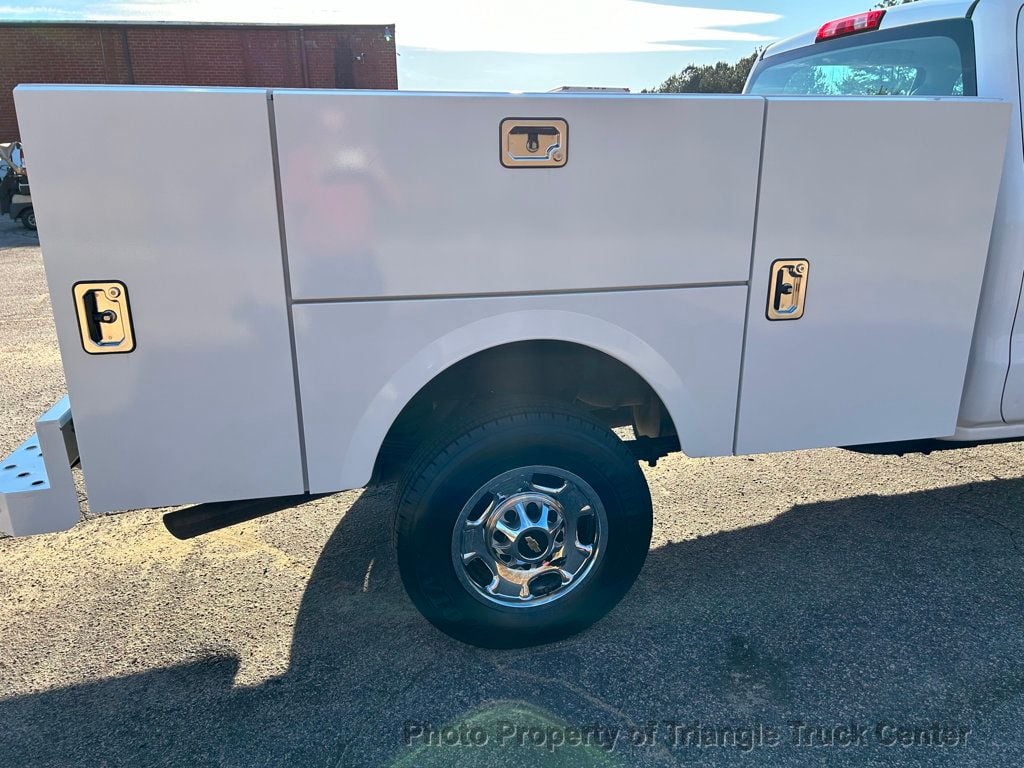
[1,0,1020,648]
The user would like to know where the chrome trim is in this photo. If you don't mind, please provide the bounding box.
[451,465,606,609]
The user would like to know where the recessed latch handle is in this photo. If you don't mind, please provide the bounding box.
[767,260,809,321]
[500,119,568,168]
[73,281,135,355]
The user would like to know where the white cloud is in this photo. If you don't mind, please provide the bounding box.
[0,5,69,14]
[35,0,781,54]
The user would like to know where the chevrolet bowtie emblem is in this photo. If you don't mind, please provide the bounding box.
[525,536,542,554]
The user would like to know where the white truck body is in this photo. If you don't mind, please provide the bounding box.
[4,85,1007,521]
[1,0,1022,645]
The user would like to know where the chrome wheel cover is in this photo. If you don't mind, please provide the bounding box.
[451,466,607,608]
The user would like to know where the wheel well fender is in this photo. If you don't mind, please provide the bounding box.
[338,309,693,489]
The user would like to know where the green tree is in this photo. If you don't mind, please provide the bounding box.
[646,51,760,94]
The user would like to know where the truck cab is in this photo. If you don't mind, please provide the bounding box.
[746,0,1024,440]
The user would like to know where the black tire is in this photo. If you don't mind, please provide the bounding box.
[20,207,36,231]
[396,400,652,648]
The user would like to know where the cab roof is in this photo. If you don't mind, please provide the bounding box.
[763,0,979,60]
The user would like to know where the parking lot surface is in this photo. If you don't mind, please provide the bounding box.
[2,220,1024,766]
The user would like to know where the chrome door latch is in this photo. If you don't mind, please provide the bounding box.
[500,118,568,168]
[767,259,809,321]
[73,281,135,354]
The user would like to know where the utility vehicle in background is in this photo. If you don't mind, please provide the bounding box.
[0,141,34,230]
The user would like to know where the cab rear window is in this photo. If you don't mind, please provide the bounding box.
[747,19,977,97]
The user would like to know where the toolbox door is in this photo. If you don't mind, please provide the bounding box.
[270,90,765,300]
[735,98,1009,454]
[14,86,304,512]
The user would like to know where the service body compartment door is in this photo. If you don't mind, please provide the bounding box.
[271,91,765,300]
[736,98,1009,454]
[15,86,304,512]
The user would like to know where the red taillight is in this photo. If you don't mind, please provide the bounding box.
[816,9,886,43]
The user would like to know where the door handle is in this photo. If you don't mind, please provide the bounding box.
[767,260,809,321]
[500,118,568,168]
[73,281,135,354]
[509,125,558,154]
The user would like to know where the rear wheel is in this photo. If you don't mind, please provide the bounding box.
[19,207,35,231]
[395,401,652,648]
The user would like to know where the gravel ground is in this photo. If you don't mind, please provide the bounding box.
[2,219,1024,767]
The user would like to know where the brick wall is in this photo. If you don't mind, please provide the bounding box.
[0,22,398,141]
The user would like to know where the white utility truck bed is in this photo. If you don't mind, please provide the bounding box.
[3,0,1018,647]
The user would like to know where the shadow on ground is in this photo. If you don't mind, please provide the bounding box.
[0,218,39,246]
[2,478,1023,767]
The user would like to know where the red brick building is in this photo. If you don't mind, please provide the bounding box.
[0,21,399,141]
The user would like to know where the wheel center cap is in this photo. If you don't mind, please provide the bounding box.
[515,528,551,561]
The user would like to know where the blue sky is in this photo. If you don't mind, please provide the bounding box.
[2,0,876,91]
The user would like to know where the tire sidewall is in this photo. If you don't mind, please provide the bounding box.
[397,413,651,646]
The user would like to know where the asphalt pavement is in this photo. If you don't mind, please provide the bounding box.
[2,219,1024,767]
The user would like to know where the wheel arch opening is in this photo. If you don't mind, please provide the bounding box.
[372,339,681,482]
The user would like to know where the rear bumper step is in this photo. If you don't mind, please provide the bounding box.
[0,397,81,536]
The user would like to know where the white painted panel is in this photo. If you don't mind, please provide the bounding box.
[14,86,304,512]
[988,7,1024,423]
[736,98,1009,454]
[294,287,748,494]
[273,91,764,300]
